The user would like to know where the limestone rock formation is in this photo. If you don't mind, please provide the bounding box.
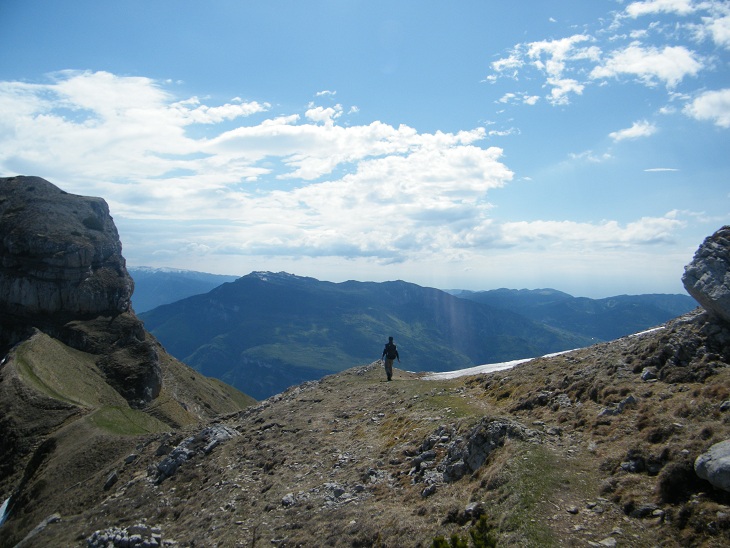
[0,176,161,405]
[683,225,730,324]
[0,176,133,322]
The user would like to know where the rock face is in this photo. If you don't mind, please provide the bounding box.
[0,176,159,405]
[683,226,730,324]
[0,176,133,323]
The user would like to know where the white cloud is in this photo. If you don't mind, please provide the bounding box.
[490,35,600,105]
[488,128,520,137]
[568,150,613,163]
[0,71,517,265]
[609,119,658,141]
[497,92,540,106]
[644,167,679,171]
[625,0,695,18]
[490,53,523,74]
[502,214,685,247]
[683,88,730,127]
[547,77,585,105]
[704,12,730,48]
[173,96,269,124]
[590,43,703,88]
[305,104,343,125]
[526,35,598,104]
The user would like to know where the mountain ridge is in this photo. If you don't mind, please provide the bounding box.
[139,271,696,400]
[128,266,238,313]
[140,272,595,399]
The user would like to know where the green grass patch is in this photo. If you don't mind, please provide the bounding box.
[15,334,127,408]
[87,406,169,435]
[501,445,565,546]
[424,394,478,418]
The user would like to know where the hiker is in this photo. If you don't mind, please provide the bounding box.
[381,336,400,381]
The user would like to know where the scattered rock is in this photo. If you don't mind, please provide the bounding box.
[641,367,658,381]
[630,503,659,518]
[152,425,238,482]
[599,394,637,416]
[421,485,437,497]
[87,523,163,548]
[695,439,730,492]
[281,493,296,507]
[103,470,118,491]
[454,418,540,477]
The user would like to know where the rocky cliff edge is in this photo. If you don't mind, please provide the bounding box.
[0,176,253,544]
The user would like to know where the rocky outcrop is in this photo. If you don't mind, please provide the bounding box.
[0,176,133,324]
[0,176,160,405]
[683,225,730,324]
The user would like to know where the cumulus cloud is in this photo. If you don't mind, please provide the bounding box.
[703,10,730,48]
[609,119,658,141]
[590,44,702,88]
[684,88,730,127]
[0,71,517,264]
[625,0,696,18]
[305,104,343,125]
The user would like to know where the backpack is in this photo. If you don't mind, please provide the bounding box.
[384,342,397,359]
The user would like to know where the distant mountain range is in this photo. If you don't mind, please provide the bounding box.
[448,288,697,341]
[138,271,697,399]
[128,267,238,312]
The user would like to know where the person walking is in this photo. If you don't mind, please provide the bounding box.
[381,336,400,381]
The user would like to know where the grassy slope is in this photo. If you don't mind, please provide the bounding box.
[4,311,730,547]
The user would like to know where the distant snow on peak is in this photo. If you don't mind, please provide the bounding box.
[249,271,311,283]
[131,266,189,274]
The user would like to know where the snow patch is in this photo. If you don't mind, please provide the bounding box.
[628,326,665,338]
[423,350,578,380]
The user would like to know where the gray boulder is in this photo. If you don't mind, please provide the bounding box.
[683,226,730,324]
[695,439,730,492]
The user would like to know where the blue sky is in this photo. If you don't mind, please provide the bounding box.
[1,0,728,297]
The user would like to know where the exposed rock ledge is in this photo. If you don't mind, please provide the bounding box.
[0,176,159,405]
[0,176,133,323]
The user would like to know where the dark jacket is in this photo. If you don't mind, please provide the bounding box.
[382,342,399,360]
